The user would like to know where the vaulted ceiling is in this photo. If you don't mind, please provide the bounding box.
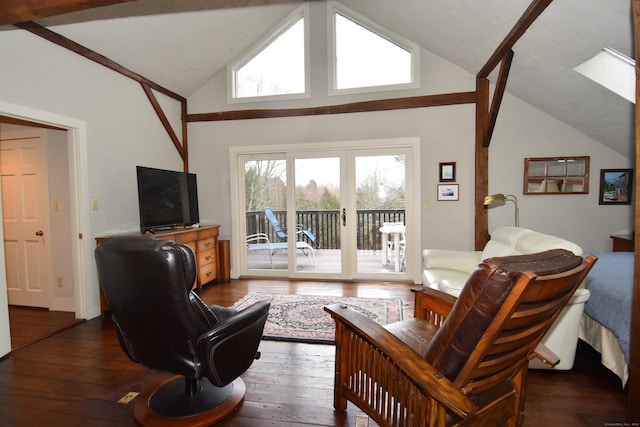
[1,0,634,157]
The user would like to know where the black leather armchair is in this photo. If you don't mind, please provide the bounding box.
[95,235,270,426]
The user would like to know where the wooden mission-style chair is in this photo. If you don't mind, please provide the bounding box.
[325,249,596,427]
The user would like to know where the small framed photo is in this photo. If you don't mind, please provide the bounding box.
[599,169,633,205]
[439,162,456,182]
[437,184,459,201]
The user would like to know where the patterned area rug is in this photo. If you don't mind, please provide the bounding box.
[233,293,404,344]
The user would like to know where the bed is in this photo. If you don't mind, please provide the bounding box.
[579,251,633,386]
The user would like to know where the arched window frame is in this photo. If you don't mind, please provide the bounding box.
[227,3,310,104]
[328,1,421,96]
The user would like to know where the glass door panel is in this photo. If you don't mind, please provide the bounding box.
[243,158,289,271]
[293,157,342,274]
[354,153,406,274]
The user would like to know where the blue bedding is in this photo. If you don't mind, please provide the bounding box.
[584,251,633,364]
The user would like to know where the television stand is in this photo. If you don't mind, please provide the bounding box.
[96,225,220,317]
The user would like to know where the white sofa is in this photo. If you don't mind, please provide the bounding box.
[422,226,590,370]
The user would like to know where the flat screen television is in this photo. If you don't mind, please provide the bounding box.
[136,166,199,232]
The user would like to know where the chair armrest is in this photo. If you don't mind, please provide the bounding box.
[197,301,270,386]
[325,303,478,419]
[423,249,482,274]
[246,233,270,244]
[530,342,561,368]
[412,287,457,326]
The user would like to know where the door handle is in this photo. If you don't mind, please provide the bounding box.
[35,230,44,236]
[342,208,346,226]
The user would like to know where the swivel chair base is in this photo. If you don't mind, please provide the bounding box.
[133,376,245,426]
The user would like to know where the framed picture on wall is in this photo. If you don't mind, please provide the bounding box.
[437,184,459,201]
[439,162,456,182]
[599,169,633,205]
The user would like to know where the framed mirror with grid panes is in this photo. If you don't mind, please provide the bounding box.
[524,156,590,194]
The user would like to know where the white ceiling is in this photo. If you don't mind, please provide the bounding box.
[5,0,635,157]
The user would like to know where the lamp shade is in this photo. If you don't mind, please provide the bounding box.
[484,193,519,226]
[484,193,508,205]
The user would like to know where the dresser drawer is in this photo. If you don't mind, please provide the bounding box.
[198,227,218,239]
[175,230,198,244]
[199,249,216,266]
[198,261,217,284]
[197,237,216,253]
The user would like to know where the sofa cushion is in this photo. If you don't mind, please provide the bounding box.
[423,249,482,275]
[514,231,583,256]
[480,226,531,259]
[480,226,583,260]
[422,268,469,293]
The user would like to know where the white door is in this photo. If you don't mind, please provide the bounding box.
[1,131,52,308]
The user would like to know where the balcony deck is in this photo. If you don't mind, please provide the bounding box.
[246,247,404,274]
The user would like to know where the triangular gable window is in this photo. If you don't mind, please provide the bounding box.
[330,3,420,94]
[230,5,309,102]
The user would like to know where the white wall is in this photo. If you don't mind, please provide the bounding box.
[188,2,632,255]
[489,94,633,252]
[0,29,186,320]
[0,5,631,333]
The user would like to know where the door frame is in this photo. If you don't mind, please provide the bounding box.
[0,100,92,358]
[230,137,421,283]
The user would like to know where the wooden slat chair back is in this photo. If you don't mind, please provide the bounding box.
[325,249,596,427]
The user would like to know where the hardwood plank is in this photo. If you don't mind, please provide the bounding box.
[8,306,82,350]
[0,279,628,426]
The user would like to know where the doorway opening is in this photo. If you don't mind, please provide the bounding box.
[0,102,92,358]
[230,137,421,283]
[0,122,78,349]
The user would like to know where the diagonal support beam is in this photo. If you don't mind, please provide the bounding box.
[474,0,554,250]
[478,0,554,78]
[483,49,514,147]
[16,20,189,169]
[140,83,186,164]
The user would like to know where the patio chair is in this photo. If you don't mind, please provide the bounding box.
[325,249,596,427]
[264,207,316,245]
[246,232,316,268]
[382,221,406,267]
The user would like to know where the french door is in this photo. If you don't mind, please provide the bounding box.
[232,138,419,281]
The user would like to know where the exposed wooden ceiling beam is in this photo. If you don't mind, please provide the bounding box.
[187,92,476,122]
[0,0,137,26]
[478,0,554,78]
[16,21,184,102]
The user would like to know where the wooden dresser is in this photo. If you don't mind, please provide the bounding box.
[96,225,220,316]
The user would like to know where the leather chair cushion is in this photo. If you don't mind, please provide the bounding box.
[424,249,583,381]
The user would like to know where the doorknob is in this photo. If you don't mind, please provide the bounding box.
[342,208,346,226]
[35,230,44,236]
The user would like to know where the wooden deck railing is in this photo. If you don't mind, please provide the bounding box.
[246,209,405,250]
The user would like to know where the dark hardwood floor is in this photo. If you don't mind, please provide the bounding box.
[0,279,628,426]
[8,306,83,350]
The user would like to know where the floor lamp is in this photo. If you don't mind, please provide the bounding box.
[484,193,519,226]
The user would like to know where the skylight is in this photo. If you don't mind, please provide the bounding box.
[574,47,636,104]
